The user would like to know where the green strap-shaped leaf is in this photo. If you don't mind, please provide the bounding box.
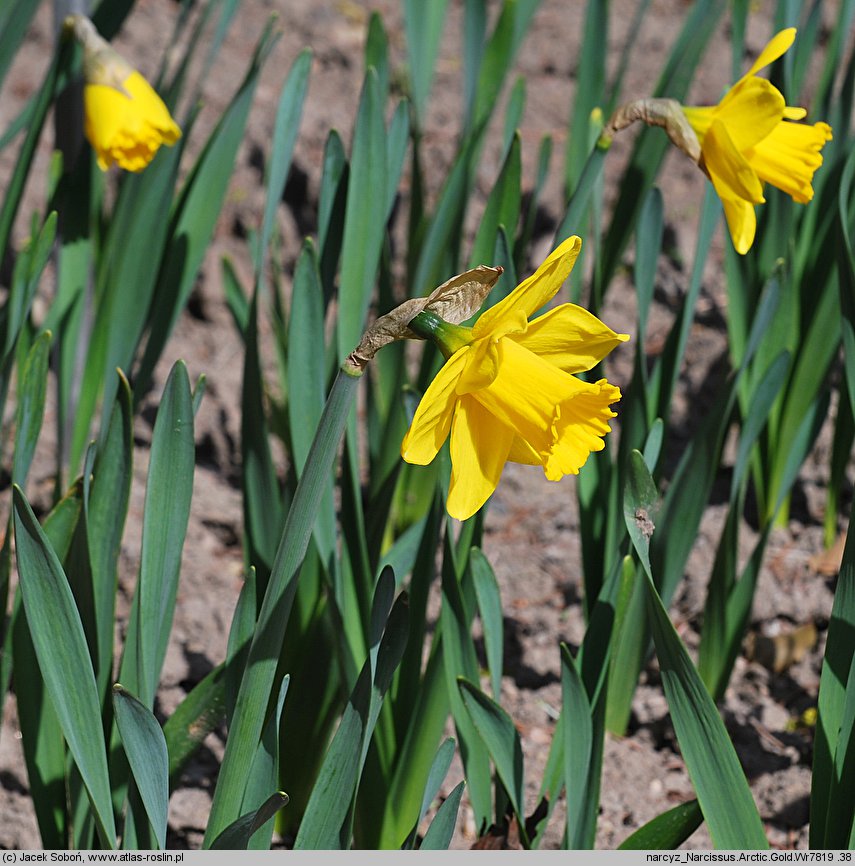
[163,663,227,787]
[0,0,38,94]
[317,130,348,304]
[136,361,195,707]
[255,48,312,279]
[468,133,522,273]
[295,579,408,849]
[812,516,855,847]
[619,800,704,849]
[210,792,290,850]
[402,0,450,127]
[561,644,595,849]
[242,287,285,582]
[624,451,768,849]
[837,148,855,417]
[470,549,503,700]
[112,685,169,849]
[204,368,360,843]
[0,30,65,265]
[336,67,387,362]
[565,0,608,195]
[240,675,290,850]
[288,241,335,565]
[136,22,279,395]
[403,738,456,850]
[12,486,116,848]
[85,371,133,698]
[459,679,528,846]
[419,781,465,850]
[12,330,51,489]
[439,532,491,832]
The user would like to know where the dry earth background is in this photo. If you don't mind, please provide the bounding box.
[0,0,849,850]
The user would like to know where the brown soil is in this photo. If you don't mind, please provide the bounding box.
[0,0,845,851]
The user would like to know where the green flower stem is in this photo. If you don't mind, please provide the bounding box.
[408,310,472,359]
[204,364,362,844]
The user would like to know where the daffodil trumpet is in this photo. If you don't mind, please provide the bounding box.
[65,15,182,173]
[399,236,628,521]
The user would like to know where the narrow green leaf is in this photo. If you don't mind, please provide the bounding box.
[242,288,284,580]
[561,644,595,849]
[12,486,116,847]
[210,792,290,850]
[337,67,387,361]
[86,370,133,696]
[470,548,503,700]
[0,0,39,94]
[163,664,227,787]
[624,451,768,849]
[136,23,279,393]
[241,675,290,850]
[459,679,527,845]
[365,13,390,101]
[255,48,312,275]
[112,685,169,849]
[634,187,663,345]
[287,241,334,563]
[619,799,704,849]
[317,130,348,303]
[419,781,465,850]
[403,0,450,126]
[439,533,492,831]
[470,0,542,134]
[403,738,456,849]
[12,587,66,848]
[221,256,250,338]
[0,37,65,265]
[469,133,521,271]
[205,368,360,843]
[12,330,51,488]
[565,0,608,194]
[837,147,855,417]
[385,100,410,221]
[812,518,855,846]
[137,361,195,707]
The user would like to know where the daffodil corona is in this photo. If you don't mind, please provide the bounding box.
[67,16,181,172]
[401,236,628,521]
[681,28,832,254]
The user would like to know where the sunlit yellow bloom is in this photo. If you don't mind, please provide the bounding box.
[68,15,181,172]
[681,28,832,254]
[401,236,628,521]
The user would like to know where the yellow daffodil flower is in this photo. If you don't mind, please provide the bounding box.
[67,16,181,172]
[401,236,628,521]
[681,28,832,254]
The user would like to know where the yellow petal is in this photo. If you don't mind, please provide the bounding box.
[682,105,715,143]
[702,118,765,204]
[446,396,514,520]
[84,71,180,172]
[720,194,757,255]
[456,306,528,395]
[543,378,622,481]
[783,106,807,120]
[513,303,629,373]
[473,235,582,339]
[471,339,619,474]
[743,28,796,80]
[748,120,833,204]
[715,77,785,151]
[401,347,469,464]
[507,436,541,465]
